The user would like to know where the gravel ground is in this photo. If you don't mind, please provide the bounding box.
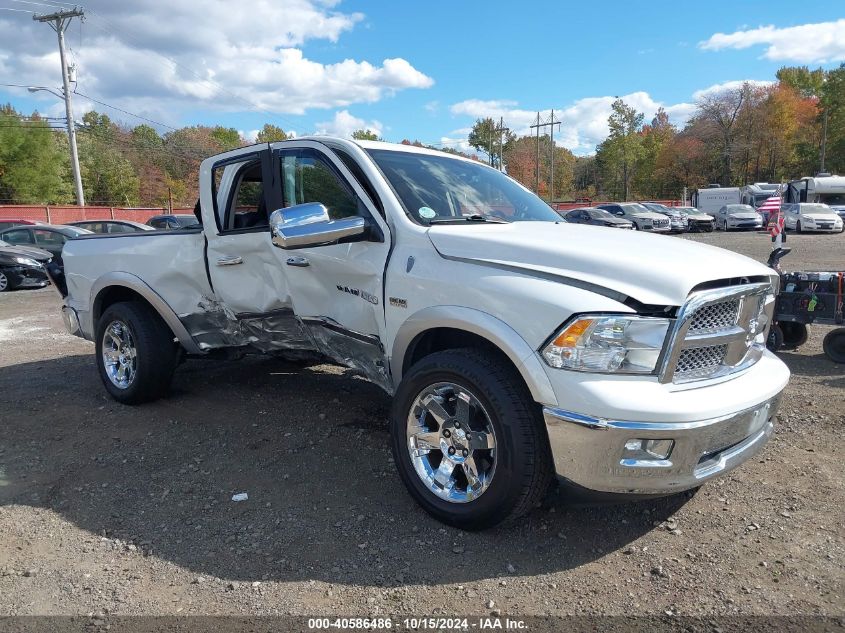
[0,231,842,622]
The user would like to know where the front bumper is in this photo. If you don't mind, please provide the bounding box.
[3,265,49,289]
[544,394,781,495]
[728,219,763,229]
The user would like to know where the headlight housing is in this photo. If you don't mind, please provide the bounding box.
[13,256,40,267]
[542,315,670,374]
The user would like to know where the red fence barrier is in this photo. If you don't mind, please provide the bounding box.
[551,200,683,212]
[0,205,194,225]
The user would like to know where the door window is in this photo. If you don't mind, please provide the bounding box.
[280,149,360,220]
[211,156,268,231]
[2,229,32,245]
[34,230,66,247]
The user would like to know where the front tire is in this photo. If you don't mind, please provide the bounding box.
[796,220,802,233]
[391,349,553,530]
[95,301,179,404]
[0,271,9,292]
[722,219,729,231]
[780,322,809,349]
[767,323,784,352]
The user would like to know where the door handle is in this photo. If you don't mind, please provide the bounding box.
[286,256,309,267]
[216,255,243,266]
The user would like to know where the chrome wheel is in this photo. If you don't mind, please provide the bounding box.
[102,320,137,389]
[0,272,8,292]
[406,382,497,503]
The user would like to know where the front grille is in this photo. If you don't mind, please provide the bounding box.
[653,218,669,227]
[661,283,775,384]
[689,300,739,333]
[676,345,728,378]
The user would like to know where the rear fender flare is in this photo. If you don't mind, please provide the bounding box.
[89,272,203,354]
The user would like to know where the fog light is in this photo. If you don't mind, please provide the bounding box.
[623,438,674,460]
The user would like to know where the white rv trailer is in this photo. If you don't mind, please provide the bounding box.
[693,186,741,215]
[741,183,780,209]
[785,174,845,220]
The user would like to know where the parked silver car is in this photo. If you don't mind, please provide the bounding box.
[715,204,763,231]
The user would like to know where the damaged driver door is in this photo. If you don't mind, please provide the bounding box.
[268,141,392,390]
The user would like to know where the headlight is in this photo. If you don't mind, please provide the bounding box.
[13,256,40,267]
[542,315,671,374]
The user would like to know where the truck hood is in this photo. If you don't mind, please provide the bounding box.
[427,222,773,306]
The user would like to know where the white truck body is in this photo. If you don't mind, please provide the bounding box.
[694,187,741,215]
[56,138,790,527]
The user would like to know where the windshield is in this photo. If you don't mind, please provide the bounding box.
[818,194,845,206]
[726,205,755,213]
[803,204,835,215]
[677,208,699,216]
[61,226,91,237]
[588,209,617,220]
[366,149,561,225]
[621,203,653,215]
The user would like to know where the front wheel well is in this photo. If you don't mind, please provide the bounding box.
[402,328,534,398]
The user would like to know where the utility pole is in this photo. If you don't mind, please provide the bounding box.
[529,110,561,201]
[534,112,540,193]
[493,117,509,172]
[34,7,85,207]
[820,108,828,173]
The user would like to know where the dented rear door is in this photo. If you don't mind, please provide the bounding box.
[196,145,312,352]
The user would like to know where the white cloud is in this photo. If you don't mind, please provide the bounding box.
[691,79,774,100]
[449,92,696,155]
[0,0,432,125]
[314,110,382,138]
[699,20,845,63]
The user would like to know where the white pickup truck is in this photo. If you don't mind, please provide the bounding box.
[55,138,790,529]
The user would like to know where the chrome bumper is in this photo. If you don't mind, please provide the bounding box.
[543,394,781,495]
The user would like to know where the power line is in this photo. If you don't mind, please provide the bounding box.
[72,90,177,131]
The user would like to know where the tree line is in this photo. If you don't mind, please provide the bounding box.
[467,64,845,202]
[0,64,842,206]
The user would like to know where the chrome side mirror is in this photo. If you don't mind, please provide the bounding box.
[269,202,366,250]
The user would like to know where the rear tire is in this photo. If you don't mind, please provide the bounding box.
[780,322,809,349]
[822,328,845,364]
[95,301,179,404]
[391,348,553,530]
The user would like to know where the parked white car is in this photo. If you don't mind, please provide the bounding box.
[715,204,763,231]
[595,203,671,231]
[52,138,789,529]
[783,203,844,233]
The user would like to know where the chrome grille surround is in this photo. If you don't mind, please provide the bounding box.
[660,282,776,384]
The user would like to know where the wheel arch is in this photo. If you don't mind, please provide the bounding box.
[90,272,202,354]
[390,306,556,406]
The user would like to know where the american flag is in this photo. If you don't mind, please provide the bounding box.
[759,185,785,237]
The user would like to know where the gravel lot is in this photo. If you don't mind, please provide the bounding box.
[0,230,842,622]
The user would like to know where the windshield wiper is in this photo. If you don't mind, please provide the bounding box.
[428,214,508,225]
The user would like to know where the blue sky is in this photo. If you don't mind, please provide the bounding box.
[1,0,843,155]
